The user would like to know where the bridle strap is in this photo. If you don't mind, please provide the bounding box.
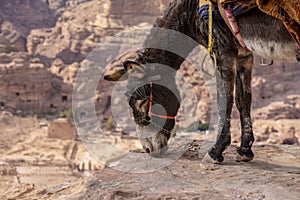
[148,82,176,120]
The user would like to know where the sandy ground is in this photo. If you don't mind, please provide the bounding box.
[0,113,299,200]
[0,115,105,196]
[1,141,299,200]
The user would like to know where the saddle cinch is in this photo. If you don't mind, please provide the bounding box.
[199,0,300,61]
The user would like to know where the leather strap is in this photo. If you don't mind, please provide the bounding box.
[217,0,248,49]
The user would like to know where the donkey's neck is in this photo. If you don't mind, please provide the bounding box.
[136,0,199,70]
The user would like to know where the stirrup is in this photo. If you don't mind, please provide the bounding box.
[260,57,273,66]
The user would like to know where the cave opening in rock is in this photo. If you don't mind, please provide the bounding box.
[62,95,68,102]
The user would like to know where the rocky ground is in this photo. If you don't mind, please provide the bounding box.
[0,110,145,197]
[1,111,299,199]
[0,112,106,195]
[1,141,299,200]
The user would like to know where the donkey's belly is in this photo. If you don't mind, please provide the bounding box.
[244,39,298,62]
[237,9,298,62]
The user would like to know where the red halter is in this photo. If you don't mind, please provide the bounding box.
[148,82,176,120]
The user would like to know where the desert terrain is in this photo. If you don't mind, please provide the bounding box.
[0,0,300,199]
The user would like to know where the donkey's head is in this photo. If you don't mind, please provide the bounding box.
[104,60,180,156]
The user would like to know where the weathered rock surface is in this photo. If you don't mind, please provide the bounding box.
[0,0,56,35]
[0,0,299,140]
[0,112,105,194]
[26,0,171,64]
[1,142,299,200]
[0,53,73,115]
[48,118,78,140]
[0,0,171,116]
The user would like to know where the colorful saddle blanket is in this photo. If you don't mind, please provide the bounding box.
[199,0,300,43]
[257,0,300,43]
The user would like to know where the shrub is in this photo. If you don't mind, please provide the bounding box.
[185,121,210,132]
[60,108,74,122]
[16,110,24,117]
[105,116,116,131]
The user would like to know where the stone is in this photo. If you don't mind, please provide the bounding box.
[0,53,72,115]
[48,119,78,140]
[0,0,300,139]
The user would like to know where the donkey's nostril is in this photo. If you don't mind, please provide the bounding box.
[145,148,151,154]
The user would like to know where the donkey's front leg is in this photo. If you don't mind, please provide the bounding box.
[235,54,255,162]
[204,64,235,163]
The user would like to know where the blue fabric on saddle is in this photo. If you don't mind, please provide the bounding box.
[198,3,251,20]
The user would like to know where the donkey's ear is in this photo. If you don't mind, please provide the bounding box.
[104,69,128,82]
[104,60,145,82]
[123,60,145,79]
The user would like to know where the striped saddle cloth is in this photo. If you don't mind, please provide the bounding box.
[198,3,255,20]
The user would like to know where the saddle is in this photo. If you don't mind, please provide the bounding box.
[199,0,300,61]
[199,0,257,51]
[199,1,256,20]
[257,0,300,44]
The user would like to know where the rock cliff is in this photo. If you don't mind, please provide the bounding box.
[0,0,299,143]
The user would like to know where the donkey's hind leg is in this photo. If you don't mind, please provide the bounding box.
[204,62,235,163]
[235,54,255,162]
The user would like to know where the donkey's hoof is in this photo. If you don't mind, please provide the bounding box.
[202,153,221,164]
[236,148,254,162]
[200,153,221,170]
[235,153,254,162]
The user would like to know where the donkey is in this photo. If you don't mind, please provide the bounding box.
[104,0,298,164]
